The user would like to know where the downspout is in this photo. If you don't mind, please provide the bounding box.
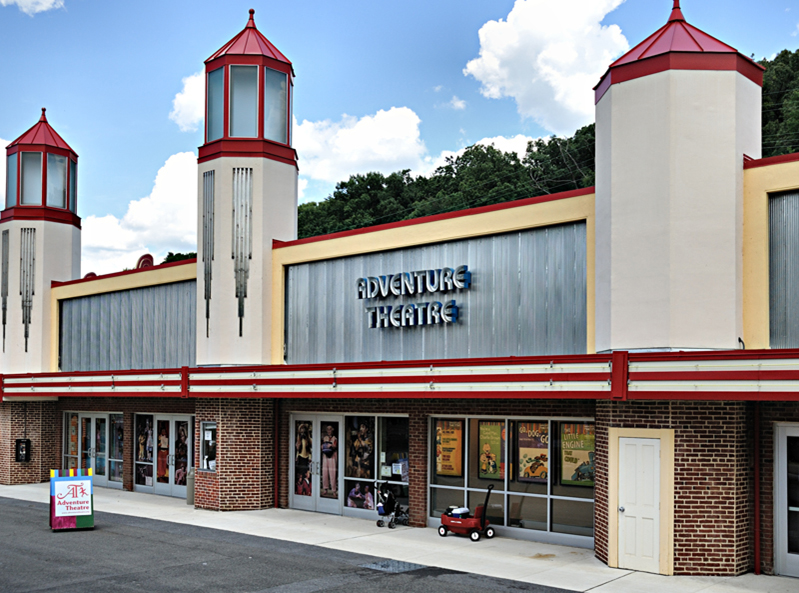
[273,398,279,508]
[754,401,761,575]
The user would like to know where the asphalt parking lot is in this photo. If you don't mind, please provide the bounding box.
[0,496,570,593]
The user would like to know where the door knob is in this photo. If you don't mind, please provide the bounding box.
[618,506,625,512]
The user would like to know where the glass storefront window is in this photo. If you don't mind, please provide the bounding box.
[63,412,78,470]
[429,416,595,542]
[201,421,217,471]
[344,416,375,480]
[431,418,464,487]
[379,416,408,483]
[109,414,124,483]
[135,414,154,486]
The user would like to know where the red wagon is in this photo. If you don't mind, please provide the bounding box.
[438,484,496,542]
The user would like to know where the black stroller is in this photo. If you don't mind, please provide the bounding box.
[375,481,409,528]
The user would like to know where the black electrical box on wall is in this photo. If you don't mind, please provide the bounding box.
[15,439,31,462]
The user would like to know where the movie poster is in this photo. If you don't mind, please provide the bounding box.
[435,420,463,477]
[345,416,374,480]
[517,422,548,483]
[561,423,595,487]
[68,413,78,456]
[478,421,505,480]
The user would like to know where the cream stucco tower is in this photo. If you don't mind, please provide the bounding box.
[595,1,764,352]
[1,109,81,373]
[196,10,298,365]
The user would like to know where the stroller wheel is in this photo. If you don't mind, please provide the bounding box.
[388,520,396,529]
[376,520,384,527]
[438,525,448,537]
[469,530,481,542]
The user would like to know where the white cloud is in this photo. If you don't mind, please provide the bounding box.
[82,152,197,275]
[433,85,444,92]
[169,71,204,132]
[419,134,535,176]
[297,177,308,201]
[448,96,467,110]
[464,0,628,134]
[0,0,63,15]
[0,138,7,205]
[294,107,427,184]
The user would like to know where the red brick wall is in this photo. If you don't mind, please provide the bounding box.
[0,400,58,485]
[757,402,799,575]
[595,400,753,576]
[277,398,596,527]
[194,398,276,511]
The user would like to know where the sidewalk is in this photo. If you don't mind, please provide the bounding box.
[1,483,795,593]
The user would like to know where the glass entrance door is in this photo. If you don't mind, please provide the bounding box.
[776,425,799,577]
[79,414,109,488]
[154,415,192,498]
[289,414,343,515]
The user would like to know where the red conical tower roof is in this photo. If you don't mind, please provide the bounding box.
[595,1,764,103]
[7,108,77,156]
[206,9,293,74]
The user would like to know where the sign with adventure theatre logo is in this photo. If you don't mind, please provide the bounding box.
[560,423,595,487]
[49,468,95,530]
[357,265,471,329]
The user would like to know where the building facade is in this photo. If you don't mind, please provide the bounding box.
[1,2,799,579]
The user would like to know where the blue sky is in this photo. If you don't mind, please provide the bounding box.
[0,0,797,273]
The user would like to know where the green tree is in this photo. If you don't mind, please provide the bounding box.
[162,252,196,264]
[761,49,799,157]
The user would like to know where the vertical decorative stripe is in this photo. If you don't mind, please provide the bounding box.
[202,170,215,337]
[20,228,35,353]
[1,230,8,352]
[232,168,253,337]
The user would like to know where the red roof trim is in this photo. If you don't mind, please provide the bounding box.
[0,207,81,229]
[273,186,595,250]
[595,52,763,103]
[743,152,799,170]
[7,110,77,155]
[198,138,298,168]
[51,258,196,288]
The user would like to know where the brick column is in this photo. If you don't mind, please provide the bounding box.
[0,400,57,485]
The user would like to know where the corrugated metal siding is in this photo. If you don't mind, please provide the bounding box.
[770,191,799,348]
[59,280,196,371]
[286,222,587,364]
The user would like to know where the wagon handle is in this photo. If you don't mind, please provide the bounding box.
[482,484,494,530]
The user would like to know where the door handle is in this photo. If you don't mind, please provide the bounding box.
[618,506,625,512]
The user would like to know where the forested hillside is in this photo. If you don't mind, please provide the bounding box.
[298,49,799,239]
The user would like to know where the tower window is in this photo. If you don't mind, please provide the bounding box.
[230,65,258,138]
[264,67,288,145]
[46,153,67,208]
[5,153,17,209]
[207,67,224,142]
[69,160,77,213]
[20,152,42,206]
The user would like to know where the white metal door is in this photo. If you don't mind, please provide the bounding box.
[776,425,799,577]
[618,437,660,573]
[289,414,343,514]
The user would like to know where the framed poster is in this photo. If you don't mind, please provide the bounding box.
[517,422,548,483]
[560,423,595,486]
[435,420,463,477]
[345,416,374,480]
[478,421,505,480]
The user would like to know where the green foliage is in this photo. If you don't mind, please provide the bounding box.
[298,125,595,239]
[162,252,197,264]
[761,50,799,157]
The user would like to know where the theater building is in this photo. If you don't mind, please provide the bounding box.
[2,1,799,579]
